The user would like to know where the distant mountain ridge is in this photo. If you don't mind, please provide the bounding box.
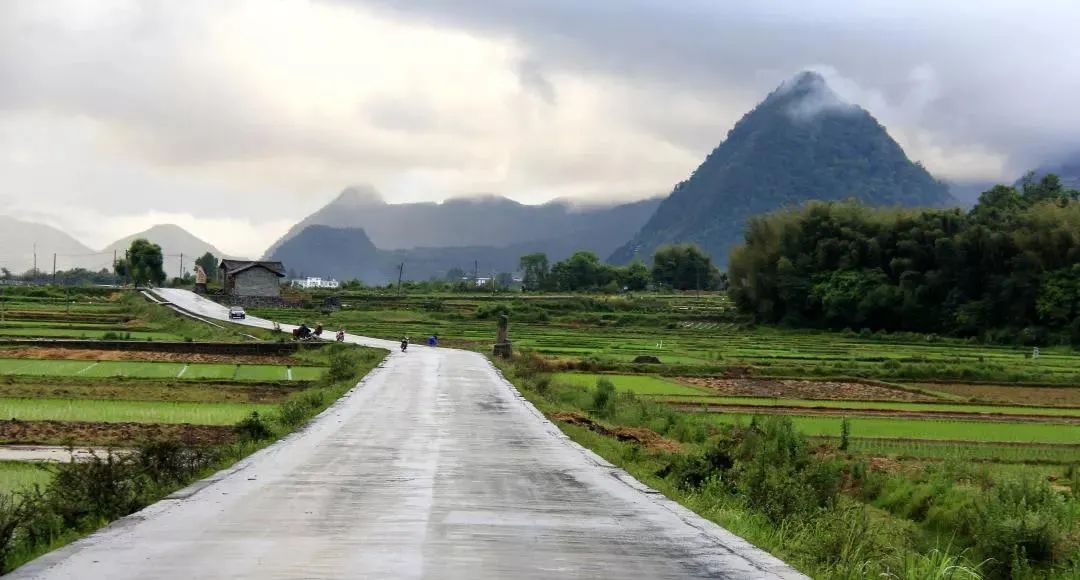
[264,188,663,281]
[610,71,953,265]
[102,224,229,279]
[0,216,97,274]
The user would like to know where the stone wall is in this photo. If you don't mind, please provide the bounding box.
[232,268,281,298]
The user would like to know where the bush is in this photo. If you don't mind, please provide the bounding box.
[134,440,220,486]
[591,378,617,417]
[277,400,307,427]
[326,350,359,383]
[974,477,1070,577]
[234,412,273,441]
[47,451,147,526]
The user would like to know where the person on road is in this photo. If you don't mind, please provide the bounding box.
[314,323,323,338]
[427,335,438,347]
[336,328,345,342]
[400,337,409,352]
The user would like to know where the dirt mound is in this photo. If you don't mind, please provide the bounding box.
[680,377,936,402]
[2,347,297,365]
[632,355,662,364]
[0,420,236,446]
[548,412,682,453]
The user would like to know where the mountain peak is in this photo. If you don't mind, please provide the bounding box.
[765,70,852,120]
[610,70,951,266]
[333,185,385,207]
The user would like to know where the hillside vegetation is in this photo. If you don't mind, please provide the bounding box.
[729,174,1080,343]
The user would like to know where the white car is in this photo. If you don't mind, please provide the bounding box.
[228,306,246,320]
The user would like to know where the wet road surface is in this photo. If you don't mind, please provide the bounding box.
[11,289,805,579]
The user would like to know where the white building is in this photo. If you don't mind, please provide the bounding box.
[291,277,340,289]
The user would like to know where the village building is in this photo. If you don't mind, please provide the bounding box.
[219,260,286,297]
[291,276,340,289]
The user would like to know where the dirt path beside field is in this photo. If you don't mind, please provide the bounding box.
[0,420,236,446]
[669,402,1080,424]
[679,377,938,402]
[1,347,297,365]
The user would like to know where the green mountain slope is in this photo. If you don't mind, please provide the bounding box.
[610,71,952,265]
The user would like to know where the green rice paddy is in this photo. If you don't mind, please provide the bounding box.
[0,398,276,425]
[0,359,325,382]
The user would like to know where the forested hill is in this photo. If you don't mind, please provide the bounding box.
[610,71,952,266]
[728,175,1080,343]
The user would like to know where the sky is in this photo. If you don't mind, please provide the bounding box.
[2,0,1080,257]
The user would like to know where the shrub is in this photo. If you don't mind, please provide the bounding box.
[591,378,617,417]
[134,440,220,486]
[326,350,359,383]
[234,412,273,441]
[47,451,147,526]
[277,400,307,427]
[974,477,1070,576]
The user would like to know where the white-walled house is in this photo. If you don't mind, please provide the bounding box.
[291,277,340,289]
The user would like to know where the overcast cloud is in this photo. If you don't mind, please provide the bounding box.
[2,0,1079,256]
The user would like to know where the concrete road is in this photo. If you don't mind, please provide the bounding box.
[11,289,805,579]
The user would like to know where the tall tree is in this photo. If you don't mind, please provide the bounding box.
[194,252,218,282]
[518,253,549,291]
[115,239,166,286]
[652,244,715,291]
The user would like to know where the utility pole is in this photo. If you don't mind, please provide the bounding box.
[179,253,184,281]
[1,286,5,322]
[473,260,479,288]
[33,243,37,280]
[52,253,57,285]
[397,262,405,294]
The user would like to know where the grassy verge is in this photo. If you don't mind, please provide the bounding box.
[0,463,52,495]
[0,343,386,572]
[497,352,1080,579]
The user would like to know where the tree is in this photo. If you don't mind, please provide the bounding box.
[494,272,514,290]
[115,239,166,286]
[518,253,549,291]
[194,252,218,282]
[550,251,604,291]
[0,267,9,279]
[652,244,714,291]
[621,261,650,291]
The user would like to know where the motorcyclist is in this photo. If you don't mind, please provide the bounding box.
[400,337,409,352]
[336,329,345,342]
[314,323,323,337]
[296,323,311,340]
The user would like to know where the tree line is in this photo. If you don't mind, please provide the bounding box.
[728,174,1080,343]
[519,244,724,292]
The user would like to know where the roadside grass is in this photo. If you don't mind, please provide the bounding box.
[839,438,1080,464]
[0,342,388,573]
[0,398,276,425]
[0,462,53,494]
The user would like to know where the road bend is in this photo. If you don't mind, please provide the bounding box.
[11,288,806,579]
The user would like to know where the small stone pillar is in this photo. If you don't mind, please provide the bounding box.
[194,265,208,295]
[493,314,512,358]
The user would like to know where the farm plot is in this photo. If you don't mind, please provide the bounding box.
[705,413,1080,444]
[553,373,710,396]
[0,398,275,425]
[676,376,938,402]
[0,359,325,382]
[0,461,53,494]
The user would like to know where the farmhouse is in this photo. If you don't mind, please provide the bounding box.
[219,260,286,298]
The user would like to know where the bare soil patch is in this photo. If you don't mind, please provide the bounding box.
[3,347,297,365]
[0,381,296,404]
[679,377,937,402]
[916,383,1080,407]
[0,420,235,446]
[549,411,682,453]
